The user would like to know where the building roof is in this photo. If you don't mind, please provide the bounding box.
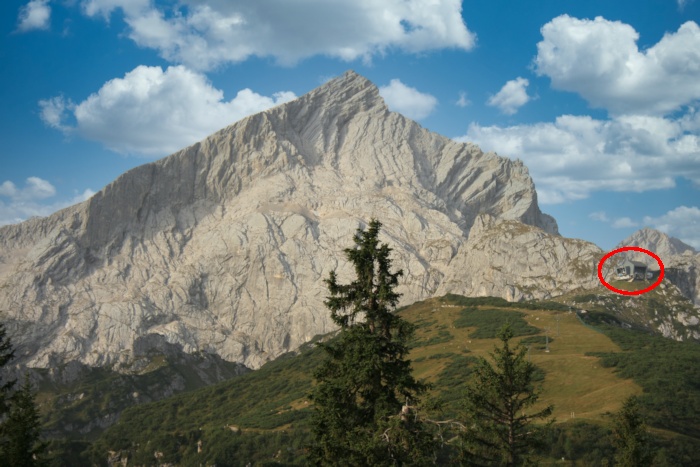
[619,259,648,268]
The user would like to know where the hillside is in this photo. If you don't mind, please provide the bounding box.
[554,279,700,341]
[615,228,700,306]
[43,294,700,466]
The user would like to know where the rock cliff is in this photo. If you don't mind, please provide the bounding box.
[0,71,609,372]
[615,228,700,306]
[437,214,603,302]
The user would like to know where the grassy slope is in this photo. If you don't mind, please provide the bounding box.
[72,294,700,466]
[400,297,640,423]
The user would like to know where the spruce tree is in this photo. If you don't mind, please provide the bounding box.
[2,377,46,467]
[0,322,17,458]
[611,396,654,467]
[459,324,553,466]
[309,219,433,465]
[0,322,16,416]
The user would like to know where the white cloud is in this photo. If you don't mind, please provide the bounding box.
[0,177,56,201]
[612,217,639,229]
[643,206,700,249]
[39,95,74,131]
[458,111,700,204]
[81,0,149,18]
[40,65,296,156]
[17,0,51,32]
[79,0,476,70]
[590,211,643,230]
[535,15,700,116]
[456,91,470,108]
[487,77,531,115]
[589,211,609,222]
[71,188,96,204]
[0,179,94,227]
[379,79,438,120]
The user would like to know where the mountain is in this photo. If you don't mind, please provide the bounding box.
[0,71,622,375]
[615,228,700,306]
[616,227,696,262]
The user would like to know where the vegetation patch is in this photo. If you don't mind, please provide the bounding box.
[454,307,540,338]
[410,328,454,348]
[588,324,700,438]
[441,294,570,312]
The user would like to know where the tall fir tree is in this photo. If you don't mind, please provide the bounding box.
[611,396,654,467]
[0,322,16,416]
[458,324,553,466]
[0,321,17,457]
[2,377,46,467]
[309,219,434,466]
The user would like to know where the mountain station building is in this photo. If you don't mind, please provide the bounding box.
[616,260,648,281]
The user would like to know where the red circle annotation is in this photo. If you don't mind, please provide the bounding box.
[597,246,665,296]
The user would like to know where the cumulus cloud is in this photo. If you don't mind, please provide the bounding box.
[78,0,475,70]
[455,15,700,205]
[0,177,56,201]
[458,112,700,204]
[17,0,51,32]
[379,79,438,120]
[39,65,296,156]
[643,206,700,249]
[487,77,531,115]
[534,15,700,116]
[0,179,94,227]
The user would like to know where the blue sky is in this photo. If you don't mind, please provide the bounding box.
[1,0,699,251]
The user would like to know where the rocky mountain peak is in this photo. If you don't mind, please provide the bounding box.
[617,228,696,258]
[1,71,582,373]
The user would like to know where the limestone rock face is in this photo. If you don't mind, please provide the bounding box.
[436,214,603,302]
[615,229,700,306]
[0,71,597,372]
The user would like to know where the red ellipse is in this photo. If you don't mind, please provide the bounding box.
[597,246,665,296]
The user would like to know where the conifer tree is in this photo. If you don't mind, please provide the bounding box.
[458,324,553,466]
[611,396,654,467]
[2,377,46,467]
[309,219,434,465]
[0,322,16,416]
[0,321,17,457]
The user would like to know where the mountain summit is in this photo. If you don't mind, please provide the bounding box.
[615,228,699,305]
[1,71,600,372]
[617,228,696,260]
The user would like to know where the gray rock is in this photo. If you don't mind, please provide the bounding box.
[615,228,700,305]
[436,214,603,302]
